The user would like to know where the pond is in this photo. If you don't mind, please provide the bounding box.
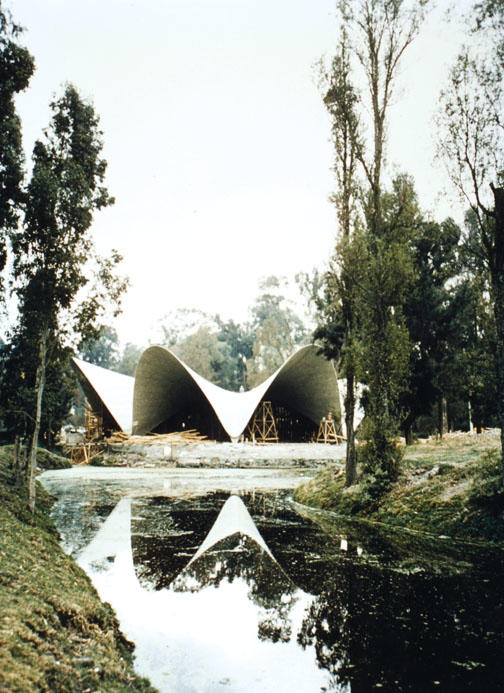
[40,467,504,692]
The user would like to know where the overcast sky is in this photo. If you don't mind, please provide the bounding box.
[7,0,470,345]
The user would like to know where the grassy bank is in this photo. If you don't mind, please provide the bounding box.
[294,432,504,543]
[0,446,156,692]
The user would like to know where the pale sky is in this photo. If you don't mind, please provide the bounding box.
[7,0,471,346]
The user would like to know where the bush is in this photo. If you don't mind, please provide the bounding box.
[36,447,71,470]
[358,436,403,481]
[470,450,504,513]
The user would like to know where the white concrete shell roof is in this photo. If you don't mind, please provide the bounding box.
[72,345,340,441]
[72,358,135,433]
[132,344,340,440]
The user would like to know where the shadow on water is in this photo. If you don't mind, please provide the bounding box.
[43,475,504,693]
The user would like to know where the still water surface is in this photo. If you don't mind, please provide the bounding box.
[41,467,504,692]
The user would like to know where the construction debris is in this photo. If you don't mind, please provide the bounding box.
[69,442,103,465]
[106,430,210,445]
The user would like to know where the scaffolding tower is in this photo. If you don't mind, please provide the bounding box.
[84,400,103,441]
[248,401,279,443]
[316,413,345,444]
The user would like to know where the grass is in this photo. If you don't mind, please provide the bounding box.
[294,432,504,543]
[0,445,156,692]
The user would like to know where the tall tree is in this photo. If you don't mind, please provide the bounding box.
[159,308,217,348]
[450,273,499,432]
[474,0,504,41]
[246,276,307,387]
[173,325,227,383]
[437,34,504,474]
[358,178,414,478]
[320,0,428,482]
[214,316,253,391]
[315,29,363,485]
[0,4,34,291]
[8,84,118,512]
[80,325,120,369]
[115,341,144,376]
[401,216,461,442]
[158,311,252,390]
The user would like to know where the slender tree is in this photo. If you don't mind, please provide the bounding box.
[173,326,227,383]
[437,41,504,474]
[320,0,428,482]
[80,325,120,369]
[214,317,254,391]
[316,29,363,485]
[115,342,144,376]
[9,84,118,512]
[401,213,461,442]
[0,4,34,291]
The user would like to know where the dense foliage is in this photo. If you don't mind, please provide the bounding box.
[83,276,307,390]
[437,0,504,475]
[0,7,126,510]
[0,0,502,499]
[0,5,34,295]
[312,0,504,489]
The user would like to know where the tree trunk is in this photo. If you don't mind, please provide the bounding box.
[490,185,504,477]
[491,276,504,471]
[494,301,504,471]
[442,397,448,435]
[20,441,28,480]
[344,369,357,487]
[404,419,414,446]
[468,400,474,435]
[28,328,48,514]
[437,395,448,438]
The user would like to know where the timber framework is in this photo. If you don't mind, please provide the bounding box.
[72,344,342,444]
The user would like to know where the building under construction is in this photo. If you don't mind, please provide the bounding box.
[72,344,342,444]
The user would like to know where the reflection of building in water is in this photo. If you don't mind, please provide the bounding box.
[173,533,300,644]
[72,344,341,442]
[171,495,304,645]
[57,484,504,693]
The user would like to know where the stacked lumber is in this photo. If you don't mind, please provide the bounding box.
[106,429,209,445]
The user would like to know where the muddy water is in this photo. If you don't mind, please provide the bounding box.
[40,467,504,692]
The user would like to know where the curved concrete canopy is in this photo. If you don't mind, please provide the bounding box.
[133,344,340,440]
[72,346,340,441]
[72,357,135,433]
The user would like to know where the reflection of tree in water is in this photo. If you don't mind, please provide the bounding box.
[128,490,504,688]
[131,493,228,590]
[298,557,504,691]
[172,532,300,644]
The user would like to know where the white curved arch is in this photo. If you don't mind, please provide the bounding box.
[72,357,135,433]
[132,344,340,440]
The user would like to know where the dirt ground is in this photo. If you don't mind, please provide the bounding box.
[103,440,347,467]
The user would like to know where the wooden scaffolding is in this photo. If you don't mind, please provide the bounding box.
[316,413,345,444]
[248,401,279,443]
[69,400,104,465]
[84,400,103,441]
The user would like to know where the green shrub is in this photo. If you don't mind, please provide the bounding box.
[358,436,403,481]
[470,450,504,514]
